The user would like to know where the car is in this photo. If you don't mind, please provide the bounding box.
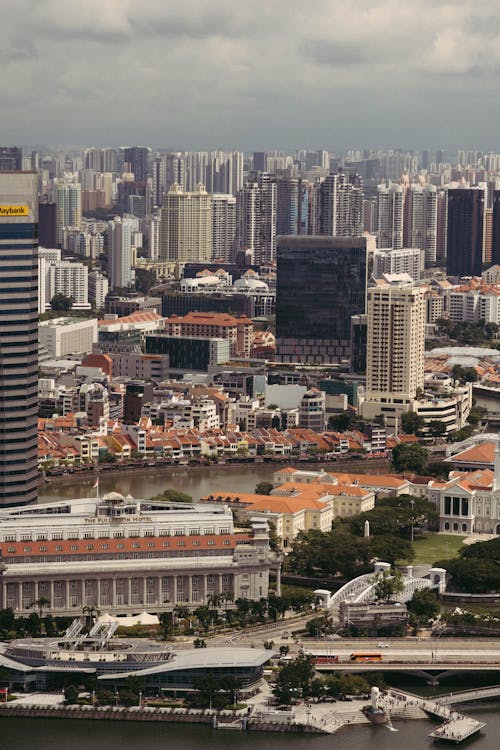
[377,642,390,648]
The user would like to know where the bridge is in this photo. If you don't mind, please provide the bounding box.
[314,562,447,614]
[435,684,500,705]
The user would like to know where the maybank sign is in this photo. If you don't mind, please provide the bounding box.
[0,205,30,217]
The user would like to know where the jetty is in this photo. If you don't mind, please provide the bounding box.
[387,689,486,744]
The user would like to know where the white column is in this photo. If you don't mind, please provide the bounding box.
[112,579,117,607]
[218,574,223,594]
[157,576,161,604]
[143,577,147,605]
[187,576,192,604]
[65,581,70,610]
[50,581,55,608]
[96,579,101,607]
[127,578,132,606]
[34,581,39,602]
[18,582,22,610]
[173,576,178,603]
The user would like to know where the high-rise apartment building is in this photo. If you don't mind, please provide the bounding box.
[362,276,426,429]
[373,247,422,281]
[276,236,372,364]
[159,183,212,263]
[88,270,109,309]
[446,187,484,277]
[54,179,81,246]
[406,184,437,265]
[377,182,403,250]
[315,172,364,238]
[0,172,39,506]
[109,217,134,289]
[236,173,277,263]
[123,147,151,183]
[276,178,311,235]
[211,194,236,262]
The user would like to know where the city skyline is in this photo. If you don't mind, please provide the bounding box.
[1,1,500,150]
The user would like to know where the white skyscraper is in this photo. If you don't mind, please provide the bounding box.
[236,173,277,263]
[109,217,134,289]
[54,178,82,246]
[88,270,109,309]
[377,182,403,250]
[373,247,422,281]
[407,184,438,265]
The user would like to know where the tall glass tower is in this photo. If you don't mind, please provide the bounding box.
[0,172,39,506]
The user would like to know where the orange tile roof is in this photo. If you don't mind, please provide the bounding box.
[449,442,495,466]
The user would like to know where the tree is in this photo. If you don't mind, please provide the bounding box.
[426,461,451,479]
[134,267,157,294]
[30,596,50,619]
[327,413,352,432]
[25,612,41,636]
[64,685,79,704]
[148,488,193,504]
[427,420,447,438]
[406,588,440,624]
[272,654,315,705]
[373,570,404,602]
[254,481,274,495]
[158,611,173,639]
[50,293,74,312]
[401,411,424,435]
[392,443,428,473]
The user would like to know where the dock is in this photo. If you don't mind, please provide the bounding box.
[387,689,486,744]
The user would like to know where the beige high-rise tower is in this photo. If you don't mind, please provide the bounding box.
[159,183,212,262]
[362,275,427,429]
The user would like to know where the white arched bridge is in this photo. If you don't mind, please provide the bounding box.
[314,561,447,613]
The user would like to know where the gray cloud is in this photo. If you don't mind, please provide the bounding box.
[1,0,500,150]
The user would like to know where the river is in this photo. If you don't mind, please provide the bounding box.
[38,460,389,504]
[1,706,499,749]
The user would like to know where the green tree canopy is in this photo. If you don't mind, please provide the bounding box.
[392,442,428,473]
[50,293,74,312]
[406,588,440,624]
[401,411,424,435]
[254,481,274,495]
[148,488,193,504]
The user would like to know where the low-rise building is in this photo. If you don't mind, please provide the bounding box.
[39,317,98,358]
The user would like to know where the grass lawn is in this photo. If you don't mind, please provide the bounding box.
[411,533,466,565]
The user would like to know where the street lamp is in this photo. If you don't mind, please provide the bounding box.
[115,689,119,706]
[139,691,142,708]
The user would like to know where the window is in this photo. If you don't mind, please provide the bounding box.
[192,540,200,546]
[207,540,215,546]
[163,541,170,548]
[144,530,154,537]
[132,543,140,549]
[101,543,109,550]
[56,545,62,552]
[117,543,124,549]
[87,544,94,550]
[147,542,155,548]
[70,544,77,551]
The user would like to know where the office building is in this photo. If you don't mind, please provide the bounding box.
[164,312,253,358]
[0,147,22,171]
[492,190,500,266]
[0,172,39,506]
[377,182,403,250]
[146,335,231,372]
[276,236,372,364]
[38,202,57,248]
[39,317,98,358]
[159,183,212,263]
[446,187,484,277]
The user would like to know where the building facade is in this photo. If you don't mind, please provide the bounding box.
[276,235,372,364]
[0,172,39,506]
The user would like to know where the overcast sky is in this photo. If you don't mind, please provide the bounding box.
[2,0,500,151]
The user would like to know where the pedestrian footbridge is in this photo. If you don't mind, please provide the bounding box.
[315,562,447,612]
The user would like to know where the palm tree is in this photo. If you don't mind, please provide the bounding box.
[173,604,190,634]
[30,596,50,619]
[82,604,100,630]
[207,593,221,612]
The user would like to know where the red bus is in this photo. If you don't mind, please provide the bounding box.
[350,653,383,663]
[312,655,339,665]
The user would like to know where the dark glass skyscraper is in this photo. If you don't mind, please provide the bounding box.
[0,147,22,171]
[446,188,484,277]
[276,236,371,364]
[0,172,39,506]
